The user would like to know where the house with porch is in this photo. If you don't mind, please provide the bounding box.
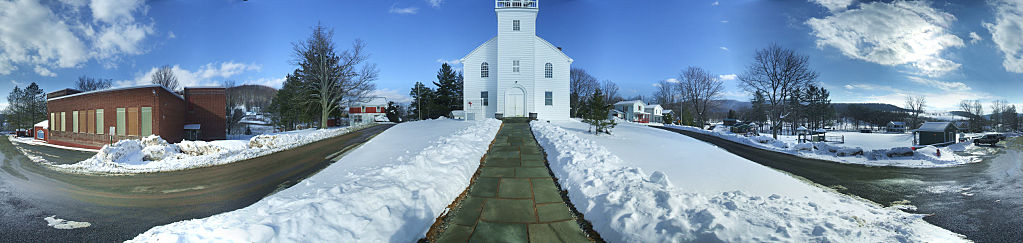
[613,100,649,123]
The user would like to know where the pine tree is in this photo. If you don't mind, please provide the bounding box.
[386,101,402,123]
[433,63,463,115]
[409,82,435,120]
[582,88,615,135]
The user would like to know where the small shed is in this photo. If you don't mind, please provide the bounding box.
[34,120,48,141]
[912,122,958,146]
[450,110,466,120]
[723,118,740,126]
[887,121,907,133]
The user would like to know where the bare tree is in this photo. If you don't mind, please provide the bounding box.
[738,44,819,138]
[151,65,179,90]
[570,68,598,117]
[677,66,724,125]
[959,100,985,132]
[904,95,926,129]
[653,79,679,106]
[991,99,1009,131]
[293,24,377,129]
[601,80,622,104]
[75,76,112,91]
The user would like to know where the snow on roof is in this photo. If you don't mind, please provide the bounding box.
[662,109,673,114]
[815,128,827,133]
[184,124,201,130]
[796,126,808,131]
[35,120,48,129]
[450,110,465,116]
[48,84,183,101]
[614,100,645,106]
[914,122,954,132]
[889,121,906,125]
[352,97,388,107]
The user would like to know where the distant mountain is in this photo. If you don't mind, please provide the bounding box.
[715,99,752,111]
[227,85,277,110]
[833,103,910,113]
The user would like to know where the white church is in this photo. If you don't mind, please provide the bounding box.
[461,0,572,121]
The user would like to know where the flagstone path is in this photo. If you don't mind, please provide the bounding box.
[433,118,591,243]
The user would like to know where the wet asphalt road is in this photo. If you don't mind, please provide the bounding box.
[0,125,391,242]
[656,126,1023,243]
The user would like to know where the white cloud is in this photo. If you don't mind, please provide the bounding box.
[0,0,154,76]
[426,0,443,8]
[906,76,969,91]
[809,0,855,12]
[168,31,176,39]
[720,20,729,23]
[10,80,23,86]
[842,83,890,91]
[370,88,412,104]
[984,0,1023,73]
[968,32,982,44]
[712,1,719,6]
[34,66,56,77]
[665,78,680,83]
[389,4,418,14]
[117,62,262,89]
[718,74,737,81]
[719,46,729,51]
[806,1,964,77]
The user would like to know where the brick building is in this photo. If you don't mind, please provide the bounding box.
[45,84,226,149]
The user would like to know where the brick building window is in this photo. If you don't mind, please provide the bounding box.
[49,113,54,132]
[79,110,86,133]
[117,108,126,136]
[72,111,79,133]
[60,112,66,132]
[141,107,152,136]
[96,109,104,135]
[127,107,139,136]
[87,110,95,134]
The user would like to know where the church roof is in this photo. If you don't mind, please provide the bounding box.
[534,36,574,63]
[461,37,496,62]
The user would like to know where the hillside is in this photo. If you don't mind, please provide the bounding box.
[227,85,277,110]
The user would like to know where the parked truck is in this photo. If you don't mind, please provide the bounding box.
[974,134,1001,146]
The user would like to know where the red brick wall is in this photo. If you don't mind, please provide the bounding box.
[46,86,186,148]
[184,88,226,140]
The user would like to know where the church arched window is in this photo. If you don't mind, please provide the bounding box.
[545,63,553,78]
[481,62,489,78]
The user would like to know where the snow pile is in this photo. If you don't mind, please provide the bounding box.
[53,123,373,174]
[130,118,502,242]
[44,216,91,229]
[668,125,978,168]
[532,121,966,242]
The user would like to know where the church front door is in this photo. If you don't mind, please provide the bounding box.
[505,88,525,117]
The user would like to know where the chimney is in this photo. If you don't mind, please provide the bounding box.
[557,47,563,52]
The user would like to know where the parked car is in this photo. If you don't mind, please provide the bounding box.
[974,134,1001,146]
[992,133,1007,141]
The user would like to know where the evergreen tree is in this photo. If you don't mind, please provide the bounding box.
[269,71,312,130]
[581,88,616,135]
[727,109,737,119]
[409,82,436,120]
[433,63,463,115]
[386,101,402,123]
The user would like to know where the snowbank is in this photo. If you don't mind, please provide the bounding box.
[532,121,966,242]
[52,123,373,174]
[130,118,502,242]
[667,125,980,168]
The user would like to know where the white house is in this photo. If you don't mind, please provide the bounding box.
[644,104,663,123]
[613,100,649,123]
[462,0,573,121]
[348,97,388,125]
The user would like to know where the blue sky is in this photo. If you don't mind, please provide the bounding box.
[1,0,1021,111]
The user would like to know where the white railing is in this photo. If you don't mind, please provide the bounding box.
[496,0,537,9]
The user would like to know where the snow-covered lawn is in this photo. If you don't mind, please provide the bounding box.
[130,118,502,242]
[666,124,981,168]
[776,131,913,151]
[44,123,374,174]
[533,120,966,242]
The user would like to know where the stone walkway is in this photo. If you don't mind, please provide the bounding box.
[434,118,590,243]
